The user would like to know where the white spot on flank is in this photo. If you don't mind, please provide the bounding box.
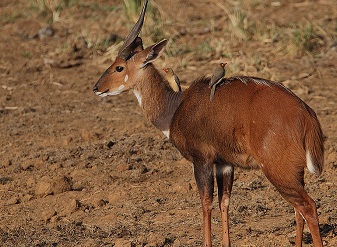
[133,90,142,106]
[118,85,125,91]
[124,74,129,82]
[306,150,316,174]
[162,130,170,139]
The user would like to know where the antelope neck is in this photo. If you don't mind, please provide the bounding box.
[133,66,183,134]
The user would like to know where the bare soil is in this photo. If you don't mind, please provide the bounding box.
[0,0,336,246]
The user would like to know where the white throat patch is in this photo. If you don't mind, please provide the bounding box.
[133,90,142,106]
[162,130,170,139]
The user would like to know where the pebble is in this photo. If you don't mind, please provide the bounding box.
[114,238,133,247]
[1,158,11,167]
[35,176,72,196]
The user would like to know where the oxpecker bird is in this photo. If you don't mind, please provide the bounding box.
[163,68,182,92]
[209,62,227,101]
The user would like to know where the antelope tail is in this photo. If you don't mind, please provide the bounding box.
[305,116,324,175]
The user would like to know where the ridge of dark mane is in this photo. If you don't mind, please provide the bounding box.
[189,75,273,87]
[228,76,304,101]
[188,75,304,103]
[190,76,211,86]
[226,76,272,85]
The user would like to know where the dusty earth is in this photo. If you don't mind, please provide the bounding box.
[0,0,337,246]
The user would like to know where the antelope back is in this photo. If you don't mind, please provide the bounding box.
[170,76,323,173]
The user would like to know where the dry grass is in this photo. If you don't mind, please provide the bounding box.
[96,0,166,63]
[212,0,251,41]
[19,0,334,81]
[30,0,72,22]
[122,0,142,23]
[122,0,165,42]
[286,23,325,57]
[227,9,250,41]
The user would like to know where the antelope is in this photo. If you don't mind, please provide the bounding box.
[93,0,324,246]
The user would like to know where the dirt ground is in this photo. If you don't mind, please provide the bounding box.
[0,0,336,246]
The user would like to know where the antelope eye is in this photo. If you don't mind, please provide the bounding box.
[116,66,124,72]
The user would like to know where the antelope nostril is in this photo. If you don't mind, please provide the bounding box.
[93,85,98,93]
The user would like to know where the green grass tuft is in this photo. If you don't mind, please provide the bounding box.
[287,23,324,57]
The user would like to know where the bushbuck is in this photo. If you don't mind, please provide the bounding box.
[93,1,324,246]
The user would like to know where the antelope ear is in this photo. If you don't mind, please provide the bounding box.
[123,37,144,60]
[130,37,144,54]
[142,39,167,67]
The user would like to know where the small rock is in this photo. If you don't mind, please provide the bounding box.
[50,215,59,223]
[26,177,35,187]
[35,180,52,196]
[327,152,337,167]
[6,196,20,205]
[146,232,165,246]
[144,243,156,247]
[60,199,80,216]
[51,176,72,194]
[116,163,130,171]
[38,26,54,39]
[35,175,73,196]
[42,209,57,221]
[48,163,61,171]
[172,239,181,247]
[114,238,133,247]
[93,198,108,207]
[21,161,33,170]
[107,140,116,148]
[298,72,310,79]
[1,158,11,167]
[22,194,33,202]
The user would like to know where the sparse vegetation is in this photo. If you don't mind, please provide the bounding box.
[122,0,142,23]
[0,12,21,24]
[1,0,337,246]
[22,51,32,58]
[286,23,324,57]
[124,0,165,43]
[227,8,250,41]
[29,0,74,22]
[100,0,166,62]
[254,22,280,44]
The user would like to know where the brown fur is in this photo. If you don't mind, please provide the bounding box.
[171,76,323,169]
[169,76,324,247]
[94,39,324,247]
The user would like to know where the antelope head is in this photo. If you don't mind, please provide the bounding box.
[93,0,167,97]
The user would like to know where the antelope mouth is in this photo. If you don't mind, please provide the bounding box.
[94,88,108,97]
[94,89,123,97]
[94,84,126,97]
